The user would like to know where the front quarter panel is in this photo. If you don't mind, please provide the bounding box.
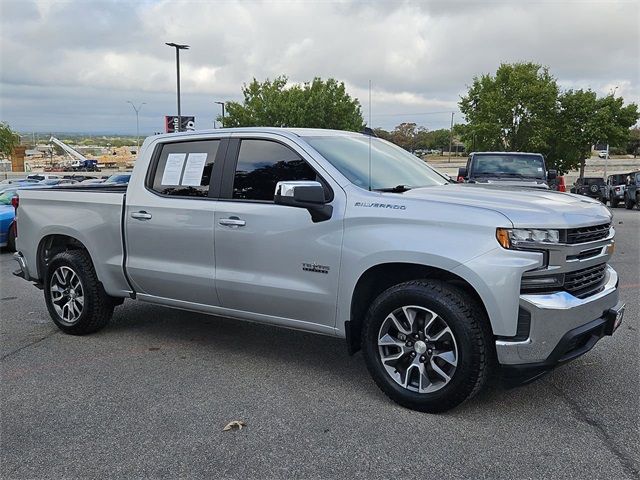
[336,185,529,336]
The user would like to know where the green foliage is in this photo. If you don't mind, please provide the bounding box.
[373,124,452,153]
[0,122,20,159]
[459,62,559,153]
[459,62,639,174]
[628,127,640,157]
[223,76,365,131]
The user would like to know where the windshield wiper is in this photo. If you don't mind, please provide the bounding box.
[374,184,413,193]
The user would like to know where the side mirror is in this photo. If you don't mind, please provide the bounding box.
[274,181,333,223]
[458,167,468,178]
[547,169,557,180]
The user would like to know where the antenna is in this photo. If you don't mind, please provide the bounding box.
[368,79,372,191]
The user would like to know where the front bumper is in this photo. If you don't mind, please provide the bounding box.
[496,265,621,381]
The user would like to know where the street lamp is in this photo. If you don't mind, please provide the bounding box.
[165,42,190,131]
[215,101,225,128]
[126,101,146,150]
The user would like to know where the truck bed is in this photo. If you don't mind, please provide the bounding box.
[16,186,131,296]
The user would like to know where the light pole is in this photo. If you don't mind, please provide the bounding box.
[126,101,146,150]
[215,101,225,128]
[165,42,190,131]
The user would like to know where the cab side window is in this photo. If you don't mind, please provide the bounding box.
[151,140,220,197]
[232,139,318,201]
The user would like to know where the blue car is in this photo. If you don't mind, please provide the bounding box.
[0,184,54,251]
[0,204,14,249]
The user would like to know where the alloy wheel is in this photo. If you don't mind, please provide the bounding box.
[378,305,458,393]
[50,266,84,325]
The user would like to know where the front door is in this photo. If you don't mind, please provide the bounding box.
[214,136,344,329]
[125,137,225,305]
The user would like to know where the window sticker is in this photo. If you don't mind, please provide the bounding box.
[181,153,208,186]
[161,153,186,185]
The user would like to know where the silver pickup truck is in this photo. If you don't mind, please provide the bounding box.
[13,128,624,412]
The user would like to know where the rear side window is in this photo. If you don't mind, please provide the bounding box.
[151,140,220,197]
[232,139,317,201]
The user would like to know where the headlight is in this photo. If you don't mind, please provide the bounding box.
[496,228,560,249]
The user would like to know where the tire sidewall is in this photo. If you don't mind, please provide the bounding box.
[363,283,485,410]
[44,253,95,333]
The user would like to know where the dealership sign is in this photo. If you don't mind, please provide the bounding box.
[165,116,195,133]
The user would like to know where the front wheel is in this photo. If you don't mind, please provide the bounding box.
[625,194,634,209]
[44,250,114,335]
[362,280,492,413]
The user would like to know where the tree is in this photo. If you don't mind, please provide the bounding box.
[459,62,558,153]
[459,62,639,174]
[223,76,364,131]
[554,90,638,175]
[0,122,20,160]
[628,127,640,157]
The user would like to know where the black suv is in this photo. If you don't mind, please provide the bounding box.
[570,177,606,202]
[624,171,640,210]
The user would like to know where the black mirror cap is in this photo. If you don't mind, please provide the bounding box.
[292,184,326,204]
[547,169,557,180]
[458,167,468,178]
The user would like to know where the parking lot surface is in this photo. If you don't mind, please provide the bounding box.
[1,209,638,479]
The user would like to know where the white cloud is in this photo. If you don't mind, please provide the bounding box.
[0,0,638,133]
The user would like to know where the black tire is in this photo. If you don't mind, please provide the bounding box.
[44,250,114,335]
[362,280,492,413]
[611,198,619,208]
[6,223,16,252]
[636,195,640,210]
[625,194,634,209]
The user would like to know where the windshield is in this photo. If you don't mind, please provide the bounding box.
[0,189,18,205]
[471,154,545,179]
[105,174,131,184]
[303,135,447,190]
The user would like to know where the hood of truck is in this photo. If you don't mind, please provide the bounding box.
[402,184,612,228]
[470,178,549,189]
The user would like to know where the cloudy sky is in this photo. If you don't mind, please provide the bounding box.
[0,0,638,135]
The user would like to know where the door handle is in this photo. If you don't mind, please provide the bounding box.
[131,211,152,220]
[219,217,246,227]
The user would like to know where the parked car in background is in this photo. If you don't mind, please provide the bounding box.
[80,178,106,184]
[624,171,640,210]
[26,174,61,181]
[0,184,54,251]
[598,151,608,159]
[571,177,606,202]
[0,178,39,185]
[604,174,628,208]
[457,152,556,188]
[548,175,566,192]
[38,179,79,186]
[104,173,131,184]
[62,174,97,183]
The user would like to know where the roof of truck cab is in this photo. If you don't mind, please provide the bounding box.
[152,127,362,140]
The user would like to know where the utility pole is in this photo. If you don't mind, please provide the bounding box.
[604,143,610,178]
[165,42,190,131]
[215,101,225,128]
[448,112,454,163]
[126,101,146,150]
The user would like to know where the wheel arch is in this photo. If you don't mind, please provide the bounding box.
[346,262,491,355]
[36,233,94,281]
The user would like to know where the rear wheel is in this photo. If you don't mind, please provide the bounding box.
[611,198,619,208]
[625,193,634,209]
[362,280,492,413]
[44,250,114,335]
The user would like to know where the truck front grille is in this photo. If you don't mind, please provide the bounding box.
[521,263,608,299]
[564,263,608,299]
[565,223,610,244]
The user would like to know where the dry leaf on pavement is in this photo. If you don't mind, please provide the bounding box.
[223,420,246,431]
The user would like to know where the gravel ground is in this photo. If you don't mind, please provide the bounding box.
[1,208,638,479]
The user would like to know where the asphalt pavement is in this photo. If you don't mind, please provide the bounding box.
[1,209,638,479]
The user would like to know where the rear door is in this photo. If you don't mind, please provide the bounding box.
[125,137,226,305]
[213,134,344,330]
